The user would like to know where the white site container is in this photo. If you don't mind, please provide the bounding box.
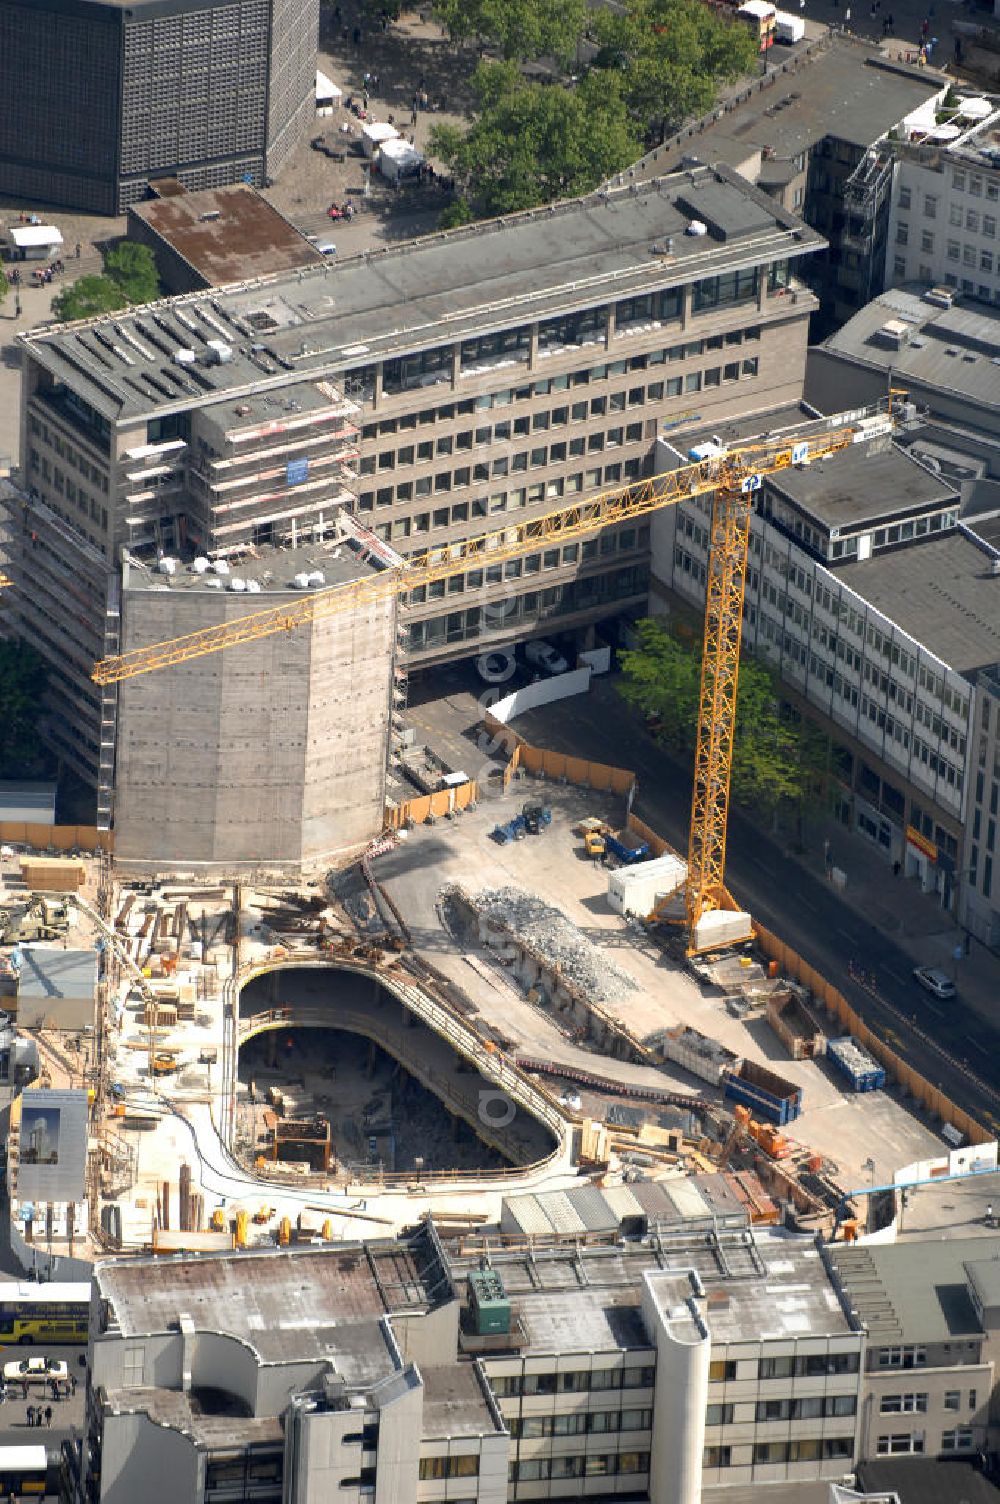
[607,853,687,918]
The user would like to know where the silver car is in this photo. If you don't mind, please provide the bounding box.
[913,965,957,1000]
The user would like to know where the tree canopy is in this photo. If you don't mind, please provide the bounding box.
[430,0,758,221]
[618,618,827,821]
[434,0,587,66]
[593,0,759,140]
[53,242,160,322]
[430,64,640,218]
[0,265,8,306]
[0,642,54,779]
[104,242,160,304]
[52,275,128,322]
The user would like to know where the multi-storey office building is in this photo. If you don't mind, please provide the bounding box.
[619,39,944,335]
[886,101,1000,307]
[651,418,996,908]
[0,0,317,215]
[9,166,824,837]
[75,1217,866,1504]
[964,664,1000,948]
[829,1238,1000,1465]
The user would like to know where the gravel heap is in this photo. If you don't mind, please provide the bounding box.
[465,883,638,1005]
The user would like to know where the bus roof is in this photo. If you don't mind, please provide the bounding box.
[0,1445,48,1467]
[0,1282,90,1303]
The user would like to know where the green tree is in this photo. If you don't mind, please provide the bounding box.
[0,642,53,778]
[594,0,759,141]
[439,199,474,230]
[430,63,639,217]
[618,617,700,754]
[104,242,160,305]
[52,275,127,323]
[434,0,587,65]
[619,618,826,823]
[0,265,8,308]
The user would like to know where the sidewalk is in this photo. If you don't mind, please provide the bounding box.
[785,808,997,1026]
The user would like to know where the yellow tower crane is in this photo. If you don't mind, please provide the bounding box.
[91,404,900,948]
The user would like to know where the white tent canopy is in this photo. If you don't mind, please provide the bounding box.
[316,69,342,103]
[378,137,424,182]
[8,224,63,249]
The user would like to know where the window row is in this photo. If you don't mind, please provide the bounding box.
[489,1365,656,1398]
[356,326,765,405]
[507,1407,652,1438]
[358,464,647,528]
[510,1452,649,1483]
[405,569,650,651]
[358,419,648,478]
[711,1353,860,1382]
[705,1437,853,1469]
[418,1455,479,1480]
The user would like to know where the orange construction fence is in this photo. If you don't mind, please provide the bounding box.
[0,822,112,853]
[483,712,636,802]
[754,920,993,1147]
[385,779,479,831]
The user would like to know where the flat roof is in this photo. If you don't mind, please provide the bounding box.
[834,529,1000,675]
[827,1238,988,1346]
[858,1459,1000,1504]
[22,163,824,425]
[767,441,958,532]
[815,289,1000,415]
[96,1240,444,1384]
[121,533,385,598]
[17,946,96,1001]
[421,1364,500,1438]
[129,186,325,288]
[630,40,942,178]
[451,1227,850,1352]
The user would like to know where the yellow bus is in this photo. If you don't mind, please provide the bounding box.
[0,1282,90,1346]
[0,1444,48,1494]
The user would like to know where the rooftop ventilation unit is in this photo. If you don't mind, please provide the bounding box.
[686,219,708,237]
[173,348,196,365]
[924,286,955,308]
[876,319,911,350]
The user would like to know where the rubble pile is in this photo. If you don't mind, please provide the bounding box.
[463,884,638,1005]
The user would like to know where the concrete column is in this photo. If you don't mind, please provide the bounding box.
[528,323,539,370]
[373,361,383,410]
[680,284,692,332]
[605,305,616,349]
[451,344,461,388]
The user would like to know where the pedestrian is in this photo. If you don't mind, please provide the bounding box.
[44,1405,52,1428]
[70,1375,77,1396]
[987,1203,994,1226]
[844,6,851,23]
[26,1403,34,1427]
[411,106,417,125]
[893,859,901,877]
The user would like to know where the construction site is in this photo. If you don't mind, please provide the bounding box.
[0,401,994,1288]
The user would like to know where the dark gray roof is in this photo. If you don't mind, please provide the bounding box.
[964,1257,1000,1313]
[21,164,823,424]
[827,1238,988,1345]
[17,946,96,1001]
[634,39,942,181]
[817,289,1000,415]
[0,782,56,822]
[767,440,958,532]
[858,1458,1000,1504]
[834,529,1000,675]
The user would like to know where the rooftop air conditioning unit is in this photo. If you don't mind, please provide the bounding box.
[924,285,955,308]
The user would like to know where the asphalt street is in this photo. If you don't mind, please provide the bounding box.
[512,683,1000,1132]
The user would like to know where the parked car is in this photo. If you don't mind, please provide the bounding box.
[524,640,569,675]
[316,243,338,257]
[913,965,957,1001]
[4,1356,68,1384]
[475,649,516,685]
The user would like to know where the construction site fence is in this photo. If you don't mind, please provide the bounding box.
[385,779,479,831]
[754,921,993,1148]
[0,821,113,853]
[483,712,636,800]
